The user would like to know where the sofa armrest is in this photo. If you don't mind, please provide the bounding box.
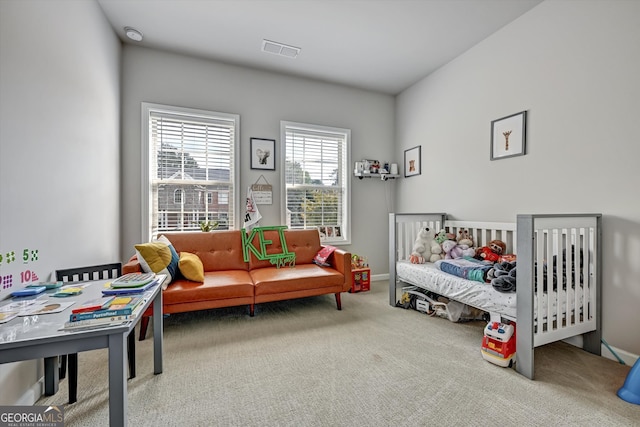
[327,247,352,291]
[123,255,143,274]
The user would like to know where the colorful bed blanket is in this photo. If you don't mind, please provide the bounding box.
[435,257,492,283]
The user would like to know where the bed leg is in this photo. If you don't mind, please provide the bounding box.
[583,330,602,356]
[516,334,535,380]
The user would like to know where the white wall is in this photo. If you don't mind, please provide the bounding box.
[396,0,640,358]
[0,0,121,404]
[120,46,395,274]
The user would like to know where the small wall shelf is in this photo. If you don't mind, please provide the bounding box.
[354,172,400,180]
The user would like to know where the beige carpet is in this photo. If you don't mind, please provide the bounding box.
[37,281,639,426]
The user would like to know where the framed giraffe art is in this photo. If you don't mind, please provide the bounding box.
[490,110,527,160]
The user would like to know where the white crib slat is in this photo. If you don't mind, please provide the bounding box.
[577,228,584,323]
[535,230,544,334]
[576,228,584,324]
[560,230,567,327]
[546,230,554,334]
[574,229,581,326]
[565,229,573,326]
[583,227,592,320]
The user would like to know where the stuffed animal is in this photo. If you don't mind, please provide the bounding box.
[435,230,456,245]
[491,261,517,292]
[441,240,475,260]
[475,240,507,263]
[410,227,443,264]
[457,229,474,247]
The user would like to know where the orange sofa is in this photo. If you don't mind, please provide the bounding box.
[123,228,352,340]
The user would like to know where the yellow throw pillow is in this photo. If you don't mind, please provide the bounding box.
[134,235,179,290]
[178,252,204,282]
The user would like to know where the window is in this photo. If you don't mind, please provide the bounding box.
[143,103,239,239]
[174,189,184,205]
[218,191,229,205]
[281,121,351,244]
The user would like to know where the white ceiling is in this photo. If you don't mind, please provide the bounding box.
[97,0,543,95]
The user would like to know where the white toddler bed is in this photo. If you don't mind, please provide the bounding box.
[388,213,602,379]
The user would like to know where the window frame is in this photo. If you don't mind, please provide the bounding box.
[173,188,184,205]
[280,120,351,245]
[141,102,240,242]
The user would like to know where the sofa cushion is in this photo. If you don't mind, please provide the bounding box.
[162,270,254,305]
[178,252,204,282]
[135,235,179,289]
[250,264,344,296]
[160,231,248,272]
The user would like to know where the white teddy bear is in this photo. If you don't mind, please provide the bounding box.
[410,227,443,264]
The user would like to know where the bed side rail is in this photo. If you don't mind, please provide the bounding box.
[516,213,602,379]
[389,213,446,306]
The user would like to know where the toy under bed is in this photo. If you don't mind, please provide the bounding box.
[388,213,602,379]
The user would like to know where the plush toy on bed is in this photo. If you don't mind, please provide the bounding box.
[475,240,507,263]
[491,261,517,292]
[457,229,474,247]
[435,230,456,245]
[410,227,443,264]
[441,240,475,260]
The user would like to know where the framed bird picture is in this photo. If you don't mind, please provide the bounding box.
[250,138,276,170]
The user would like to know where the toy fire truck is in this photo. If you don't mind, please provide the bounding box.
[481,321,516,368]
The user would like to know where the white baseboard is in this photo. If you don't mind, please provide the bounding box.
[15,377,44,406]
[602,344,639,366]
[564,336,637,366]
[371,273,388,282]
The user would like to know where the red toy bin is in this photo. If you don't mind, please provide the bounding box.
[350,268,370,293]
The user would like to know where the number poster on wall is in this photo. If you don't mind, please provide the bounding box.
[0,245,42,296]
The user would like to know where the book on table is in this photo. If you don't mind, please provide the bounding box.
[71,296,114,314]
[63,297,147,330]
[69,295,144,322]
[62,314,134,330]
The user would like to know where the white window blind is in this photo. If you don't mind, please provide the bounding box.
[281,121,350,244]
[143,103,239,239]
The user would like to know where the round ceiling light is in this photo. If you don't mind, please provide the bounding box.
[124,26,143,42]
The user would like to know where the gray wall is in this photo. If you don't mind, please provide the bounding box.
[120,46,396,274]
[0,0,121,404]
[396,0,640,358]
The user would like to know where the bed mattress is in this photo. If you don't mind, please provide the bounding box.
[396,261,582,322]
[396,260,517,318]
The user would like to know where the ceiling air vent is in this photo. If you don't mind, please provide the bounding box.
[262,39,300,59]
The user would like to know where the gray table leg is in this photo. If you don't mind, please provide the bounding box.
[153,291,163,375]
[108,333,127,427]
[44,356,59,395]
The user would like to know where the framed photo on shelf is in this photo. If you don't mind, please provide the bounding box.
[250,138,276,170]
[404,145,421,177]
[491,111,527,160]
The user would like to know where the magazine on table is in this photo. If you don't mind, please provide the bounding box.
[27,301,75,315]
[0,311,19,324]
